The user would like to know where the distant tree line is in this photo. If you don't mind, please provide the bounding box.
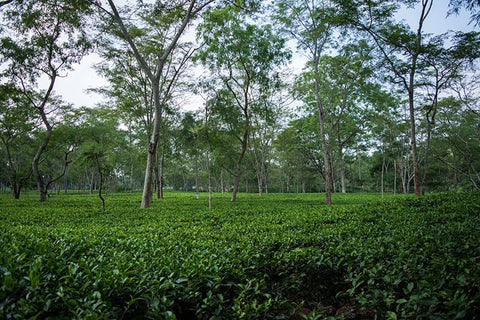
[1,0,479,206]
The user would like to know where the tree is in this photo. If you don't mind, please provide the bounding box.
[77,107,124,212]
[94,0,221,208]
[94,39,188,199]
[279,117,326,193]
[249,98,282,196]
[178,111,204,199]
[341,0,439,196]
[0,0,93,201]
[419,31,480,192]
[292,39,376,199]
[436,69,480,190]
[274,0,346,204]
[0,84,35,198]
[197,5,290,201]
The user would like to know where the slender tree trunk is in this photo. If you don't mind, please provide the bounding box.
[394,159,397,195]
[255,166,263,197]
[231,126,249,202]
[286,173,290,193]
[130,154,134,192]
[314,55,332,204]
[142,142,156,207]
[205,112,212,208]
[141,79,161,208]
[422,121,432,195]
[12,183,20,199]
[409,0,432,196]
[95,155,105,213]
[63,166,69,194]
[159,150,164,199]
[207,151,212,209]
[264,161,269,194]
[89,169,95,194]
[408,87,421,196]
[339,148,346,194]
[381,154,385,198]
[260,149,267,195]
[195,155,199,200]
[331,158,336,193]
[32,127,52,202]
[399,158,407,194]
[220,169,224,194]
[422,90,438,195]
[154,163,160,198]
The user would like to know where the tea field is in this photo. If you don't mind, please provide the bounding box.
[1,192,479,319]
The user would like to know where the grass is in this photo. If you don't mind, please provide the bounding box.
[1,191,479,319]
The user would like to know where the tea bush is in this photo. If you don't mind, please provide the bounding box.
[1,192,479,319]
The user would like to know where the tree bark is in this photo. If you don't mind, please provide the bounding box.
[95,155,106,213]
[394,159,397,195]
[32,126,52,201]
[339,147,346,194]
[130,154,134,192]
[89,169,95,194]
[195,155,199,200]
[205,106,212,208]
[408,87,421,196]
[231,127,248,202]
[220,169,225,193]
[141,79,161,208]
[158,149,164,199]
[256,168,263,197]
[314,58,333,204]
[381,154,385,198]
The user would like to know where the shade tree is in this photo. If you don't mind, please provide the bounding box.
[196,4,290,201]
[417,31,480,192]
[0,84,36,198]
[274,0,351,204]
[93,0,260,208]
[292,39,378,199]
[0,0,93,200]
[76,107,125,212]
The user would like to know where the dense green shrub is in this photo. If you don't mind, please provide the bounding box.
[1,192,479,319]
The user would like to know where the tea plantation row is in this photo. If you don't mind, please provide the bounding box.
[1,192,479,319]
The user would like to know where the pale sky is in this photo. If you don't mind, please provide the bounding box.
[50,1,477,111]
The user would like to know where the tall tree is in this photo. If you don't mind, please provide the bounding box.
[339,0,435,196]
[274,0,345,204]
[77,107,124,212]
[292,39,376,200]
[0,84,35,198]
[0,0,92,200]
[95,0,225,208]
[196,5,290,201]
[419,31,480,192]
[249,97,284,196]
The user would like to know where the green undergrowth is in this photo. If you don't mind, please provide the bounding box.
[1,192,479,319]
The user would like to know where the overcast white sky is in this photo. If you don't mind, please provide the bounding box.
[50,1,477,111]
